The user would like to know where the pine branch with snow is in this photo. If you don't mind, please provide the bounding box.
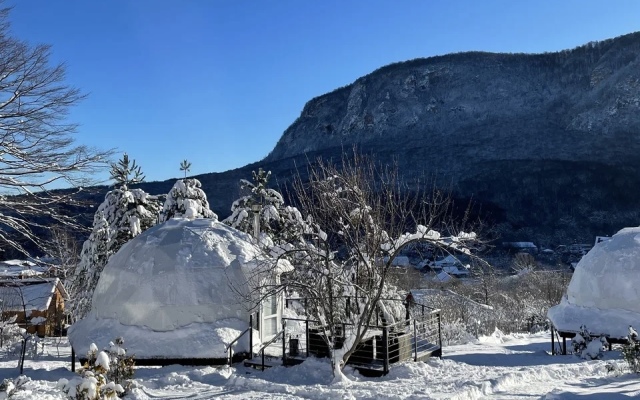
[223,168,308,245]
[160,178,217,222]
[68,186,161,319]
[109,153,144,191]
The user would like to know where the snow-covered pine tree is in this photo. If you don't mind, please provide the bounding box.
[160,178,217,222]
[109,153,144,190]
[69,155,161,319]
[223,168,307,244]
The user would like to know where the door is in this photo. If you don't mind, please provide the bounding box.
[261,291,279,342]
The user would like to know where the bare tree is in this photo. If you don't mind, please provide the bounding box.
[243,154,479,378]
[42,225,80,280]
[0,5,112,255]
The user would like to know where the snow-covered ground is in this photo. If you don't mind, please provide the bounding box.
[1,332,638,399]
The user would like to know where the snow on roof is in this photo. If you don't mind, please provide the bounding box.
[0,278,63,312]
[0,259,48,278]
[548,227,640,338]
[434,255,461,266]
[433,271,453,283]
[70,218,276,359]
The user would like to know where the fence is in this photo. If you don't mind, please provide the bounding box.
[230,297,443,374]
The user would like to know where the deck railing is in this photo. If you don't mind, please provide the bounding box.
[225,313,254,365]
[281,298,442,374]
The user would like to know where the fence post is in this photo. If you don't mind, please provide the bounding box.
[437,312,442,358]
[282,320,287,365]
[346,297,351,319]
[413,320,418,362]
[71,347,75,372]
[305,319,310,357]
[383,326,389,375]
[551,325,555,355]
[249,313,254,359]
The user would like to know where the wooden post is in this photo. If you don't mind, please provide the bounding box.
[382,326,389,375]
[71,347,76,372]
[562,334,567,355]
[551,326,555,355]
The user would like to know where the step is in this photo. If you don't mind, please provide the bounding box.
[243,358,278,370]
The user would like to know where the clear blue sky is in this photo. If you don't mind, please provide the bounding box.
[8,0,640,183]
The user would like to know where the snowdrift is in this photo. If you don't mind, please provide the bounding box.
[548,227,640,338]
[69,218,268,359]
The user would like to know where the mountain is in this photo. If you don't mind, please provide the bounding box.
[61,32,640,249]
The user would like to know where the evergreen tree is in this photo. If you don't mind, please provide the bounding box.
[160,178,217,222]
[223,168,308,244]
[179,159,191,178]
[110,153,144,190]
[69,157,161,319]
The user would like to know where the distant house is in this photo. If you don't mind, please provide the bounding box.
[419,255,470,277]
[502,242,538,254]
[0,259,49,279]
[384,255,411,267]
[0,278,68,337]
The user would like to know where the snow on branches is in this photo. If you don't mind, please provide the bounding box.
[69,187,161,319]
[245,154,481,377]
[160,178,217,222]
[224,168,308,244]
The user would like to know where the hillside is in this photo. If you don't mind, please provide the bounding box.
[63,32,640,248]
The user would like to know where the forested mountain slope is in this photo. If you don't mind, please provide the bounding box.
[52,32,640,250]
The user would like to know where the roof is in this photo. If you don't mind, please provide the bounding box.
[0,259,49,278]
[0,278,67,313]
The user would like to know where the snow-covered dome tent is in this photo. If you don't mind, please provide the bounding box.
[548,227,640,339]
[69,218,290,363]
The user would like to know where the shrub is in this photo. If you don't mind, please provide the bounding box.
[58,337,135,400]
[622,326,640,373]
[571,325,607,360]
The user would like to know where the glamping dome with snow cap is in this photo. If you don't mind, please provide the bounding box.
[548,227,640,339]
[69,218,290,362]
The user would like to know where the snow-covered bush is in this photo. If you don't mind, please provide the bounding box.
[0,375,30,398]
[58,338,134,400]
[0,315,23,348]
[571,325,607,359]
[440,319,476,345]
[622,326,640,372]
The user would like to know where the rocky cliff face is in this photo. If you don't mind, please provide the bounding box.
[53,32,640,253]
[255,32,640,245]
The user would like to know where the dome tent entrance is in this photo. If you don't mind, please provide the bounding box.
[548,227,640,351]
[69,218,288,363]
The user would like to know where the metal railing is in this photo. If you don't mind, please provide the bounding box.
[257,327,286,371]
[280,300,442,375]
[225,314,254,365]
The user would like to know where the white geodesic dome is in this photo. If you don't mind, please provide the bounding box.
[69,218,271,359]
[548,227,640,338]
